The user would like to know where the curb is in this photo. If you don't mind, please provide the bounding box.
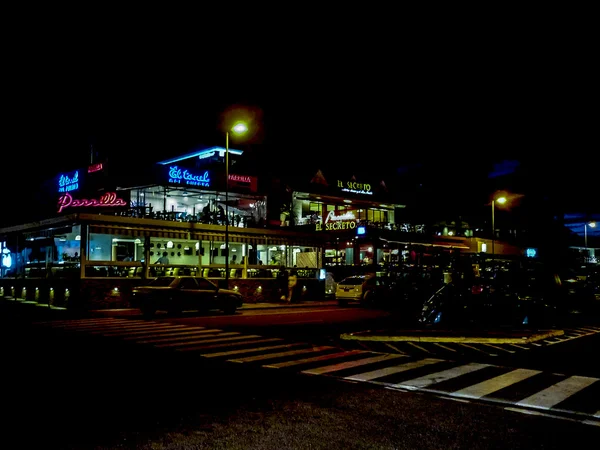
[340,328,565,344]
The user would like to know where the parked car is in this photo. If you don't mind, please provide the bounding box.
[335,275,396,307]
[419,276,558,328]
[131,276,243,317]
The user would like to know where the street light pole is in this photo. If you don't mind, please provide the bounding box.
[491,196,506,265]
[224,122,248,285]
[585,221,597,248]
[225,131,230,284]
[491,199,496,259]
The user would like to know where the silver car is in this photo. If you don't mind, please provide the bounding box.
[335,275,390,306]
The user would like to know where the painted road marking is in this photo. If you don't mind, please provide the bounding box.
[516,376,599,410]
[393,362,492,391]
[345,358,443,382]
[230,345,335,363]
[452,368,542,399]
[302,353,404,375]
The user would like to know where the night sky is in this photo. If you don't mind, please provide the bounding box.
[2,35,597,234]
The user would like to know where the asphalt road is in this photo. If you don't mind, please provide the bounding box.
[2,309,599,449]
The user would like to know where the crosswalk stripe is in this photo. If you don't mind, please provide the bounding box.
[578,327,599,333]
[176,338,283,352]
[482,343,515,353]
[345,358,443,382]
[46,319,130,328]
[516,376,599,410]
[459,343,497,356]
[302,353,404,375]
[35,318,120,326]
[73,323,156,331]
[433,343,458,352]
[407,342,432,353]
[264,350,366,369]
[99,325,188,336]
[508,343,530,350]
[153,332,245,347]
[452,368,542,399]
[393,362,492,390]
[203,343,296,358]
[230,345,335,363]
[383,343,407,355]
[135,329,223,343]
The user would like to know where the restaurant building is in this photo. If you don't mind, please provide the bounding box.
[0,146,516,310]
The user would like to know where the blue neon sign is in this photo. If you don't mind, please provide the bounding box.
[58,170,79,193]
[167,166,211,187]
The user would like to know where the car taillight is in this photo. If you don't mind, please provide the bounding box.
[471,285,484,295]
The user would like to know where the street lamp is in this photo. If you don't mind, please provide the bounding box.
[491,196,506,259]
[225,122,248,284]
[585,221,596,248]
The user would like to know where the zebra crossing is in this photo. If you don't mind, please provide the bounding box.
[340,325,600,358]
[35,317,600,426]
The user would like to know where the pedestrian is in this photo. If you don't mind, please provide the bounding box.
[287,269,298,303]
[277,265,289,301]
[155,251,169,264]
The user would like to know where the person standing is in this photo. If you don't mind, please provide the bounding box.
[155,251,169,264]
[287,269,298,303]
[277,265,289,301]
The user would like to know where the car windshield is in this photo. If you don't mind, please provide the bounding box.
[144,277,175,287]
[340,277,366,286]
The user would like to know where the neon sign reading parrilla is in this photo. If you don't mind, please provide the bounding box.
[168,166,211,187]
[58,171,79,193]
[57,192,127,213]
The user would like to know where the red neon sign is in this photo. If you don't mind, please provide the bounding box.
[57,192,127,213]
[88,163,104,173]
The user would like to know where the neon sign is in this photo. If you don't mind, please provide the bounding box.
[337,179,372,195]
[229,174,251,183]
[88,163,103,173]
[316,221,356,231]
[324,210,356,223]
[57,192,127,213]
[168,166,211,187]
[58,171,79,193]
[315,210,358,231]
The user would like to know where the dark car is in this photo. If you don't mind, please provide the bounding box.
[419,276,558,328]
[131,276,243,317]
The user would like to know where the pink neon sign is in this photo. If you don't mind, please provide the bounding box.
[57,192,127,213]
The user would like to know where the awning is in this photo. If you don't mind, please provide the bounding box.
[89,225,190,240]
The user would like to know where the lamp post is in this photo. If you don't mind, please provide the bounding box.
[585,221,596,248]
[225,122,248,283]
[491,196,506,260]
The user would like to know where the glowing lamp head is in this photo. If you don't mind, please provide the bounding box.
[496,197,507,205]
[231,122,248,135]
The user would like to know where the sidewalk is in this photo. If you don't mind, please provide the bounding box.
[340,327,564,344]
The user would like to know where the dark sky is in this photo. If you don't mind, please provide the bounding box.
[2,31,596,225]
